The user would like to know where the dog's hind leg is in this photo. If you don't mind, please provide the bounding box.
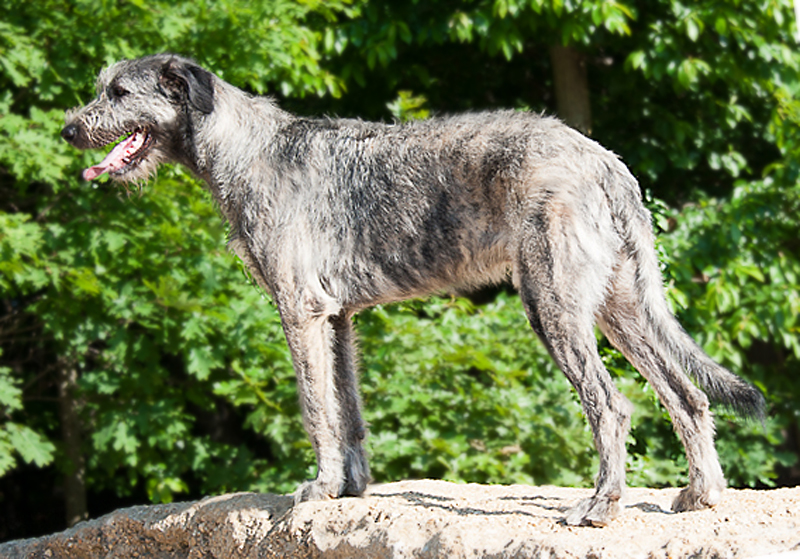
[597,257,726,513]
[278,295,369,504]
[513,183,632,527]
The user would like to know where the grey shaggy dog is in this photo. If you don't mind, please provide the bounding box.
[62,54,763,527]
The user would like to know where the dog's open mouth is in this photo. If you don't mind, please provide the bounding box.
[83,128,153,181]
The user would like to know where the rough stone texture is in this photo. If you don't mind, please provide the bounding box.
[1,480,799,558]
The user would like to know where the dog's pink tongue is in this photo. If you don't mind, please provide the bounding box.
[82,132,144,181]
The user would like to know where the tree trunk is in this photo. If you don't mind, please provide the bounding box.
[58,359,87,527]
[548,45,592,135]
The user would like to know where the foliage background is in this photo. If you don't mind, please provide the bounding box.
[1,0,798,542]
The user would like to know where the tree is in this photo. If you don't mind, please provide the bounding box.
[549,44,592,134]
[1,0,798,542]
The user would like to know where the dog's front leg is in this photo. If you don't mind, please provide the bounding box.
[327,310,370,497]
[278,298,369,504]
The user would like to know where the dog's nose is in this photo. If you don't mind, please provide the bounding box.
[61,124,78,142]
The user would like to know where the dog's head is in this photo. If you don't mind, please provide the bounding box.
[62,54,215,182]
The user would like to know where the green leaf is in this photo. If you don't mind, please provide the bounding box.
[0,370,23,412]
[686,17,700,42]
[4,423,55,468]
[677,61,695,89]
[627,50,647,71]
[187,346,215,380]
[493,0,508,19]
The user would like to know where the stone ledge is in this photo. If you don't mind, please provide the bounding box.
[1,480,799,558]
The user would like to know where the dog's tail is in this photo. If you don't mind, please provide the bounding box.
[604,160,765,418]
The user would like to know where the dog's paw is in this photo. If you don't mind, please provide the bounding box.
[341,473,369,498]
[342,448,370,497]
[565,495,621,527]
[671,485,722,513]
[293,480,338,506]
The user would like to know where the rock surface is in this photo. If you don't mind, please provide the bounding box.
[1,480,799,558]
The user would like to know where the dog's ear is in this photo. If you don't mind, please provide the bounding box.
[159,58,215,115]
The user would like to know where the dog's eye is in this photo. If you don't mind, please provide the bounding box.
[109,84,129,99]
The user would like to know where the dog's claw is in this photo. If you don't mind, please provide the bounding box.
[293,480,338,505]
[671,486,722,513]
[565,495,621,527]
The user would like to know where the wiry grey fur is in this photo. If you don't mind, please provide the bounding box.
[62,54,764,527]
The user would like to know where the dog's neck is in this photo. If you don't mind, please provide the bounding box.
[189,80,292,220]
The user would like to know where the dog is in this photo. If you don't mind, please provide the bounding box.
[62,54,764,526]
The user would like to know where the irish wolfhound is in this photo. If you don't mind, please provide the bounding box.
[61,54,763,526]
